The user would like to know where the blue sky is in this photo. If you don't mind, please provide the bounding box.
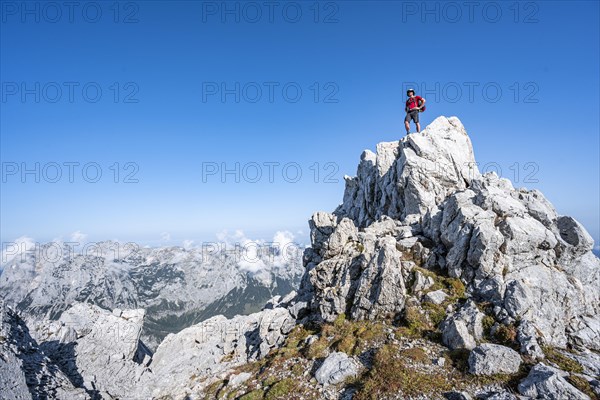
[1,0,599,248]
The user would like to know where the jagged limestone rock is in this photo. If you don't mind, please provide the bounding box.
[518,363,591,399]
[468,343,522,375]
[412,270,435,293]
[38,303,150,399]
[517,319,544,360]
[0,305,89,400]
[301,115,600,354]
[441,300,485,350]
[336,116,480,227]
[148,307,295,398]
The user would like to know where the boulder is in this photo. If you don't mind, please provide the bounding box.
[424,289,449,305]
[518,363,591,399]
[228,372,252,387]
[315,352,360,386]
[468,344,521,375]
[441,301,485,350]
[443,319,477,350]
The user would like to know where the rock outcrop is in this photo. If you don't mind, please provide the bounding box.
[301,116,600,352]
[147,307,295,397]
[0,305,88,399]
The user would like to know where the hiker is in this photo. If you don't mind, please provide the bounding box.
[404,89,426,134]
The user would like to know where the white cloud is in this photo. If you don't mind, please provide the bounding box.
[216,230,268,273]
[70,231,88,243]
[161,232,171,241]
[273,230,294,249]
[1,236,36,264]
[238,240,267,273]
[212,229,305,274]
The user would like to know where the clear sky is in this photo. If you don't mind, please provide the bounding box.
[1,0,599,249]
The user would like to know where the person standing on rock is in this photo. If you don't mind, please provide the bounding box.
[404,89,426,134]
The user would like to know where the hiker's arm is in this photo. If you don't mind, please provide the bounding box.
[418,98,426,109]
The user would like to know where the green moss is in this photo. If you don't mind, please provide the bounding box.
[473,371,523,387]
[482,316,495,337]
[355,242,365,253]
[355,320,385,340]
[413,267,466,303]
[303,316,390,359]
[333,313,346,328]
[291,363,305,376]
[445,278,466,299]
[352,321,385,355]
[238,389,265,400]
[542,347,584,374]
[264,378,298,400]
[262,375,279,387]
[413,266,437,280]
[279,325,315,359]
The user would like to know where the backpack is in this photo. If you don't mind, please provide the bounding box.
[417,97,426,113]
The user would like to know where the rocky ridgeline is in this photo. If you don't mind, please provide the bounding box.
[1,116,599,399]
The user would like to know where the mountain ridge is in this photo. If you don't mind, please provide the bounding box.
[1,116,598,399]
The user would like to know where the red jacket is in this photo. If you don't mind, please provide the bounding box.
[406,96,423,111]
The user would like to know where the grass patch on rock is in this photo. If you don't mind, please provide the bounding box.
[399,347,430,363]
[542,346,584,374]
[494,324,518,347]
[566,375,596,398]
[445,348,470,373]
[238,389,264,400]
[264,378,299,400]
[353,343,452,399]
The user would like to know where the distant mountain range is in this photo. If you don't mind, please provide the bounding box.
[0,239,304,350]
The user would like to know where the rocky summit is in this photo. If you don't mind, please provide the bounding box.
[1,116,599,400]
